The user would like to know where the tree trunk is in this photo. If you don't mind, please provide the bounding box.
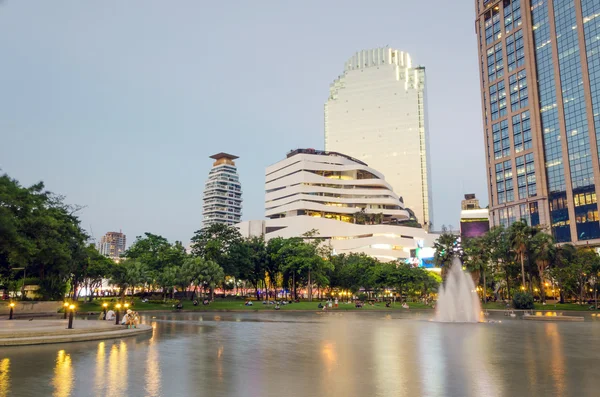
[293,273,297,300]
[520,253,526,290]
[308,268,312,302]
[482,270,487,304]
[210,286,215,301]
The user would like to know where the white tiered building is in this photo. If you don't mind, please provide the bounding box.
[237,149,438,263]
[202,153,242,228]
[324,47,433,229]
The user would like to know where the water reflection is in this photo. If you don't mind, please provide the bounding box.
[2,312,600,397]
[108,342,128,396]
[146,326,162,397]
[546,323,565,395]
[94,342,105,395]
[53,350,73,397]
[0,358,10,397]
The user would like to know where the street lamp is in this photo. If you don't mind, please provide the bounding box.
[67,304,75,329]
[102,303,108,320]
[115,303,122,325]
[63,302,69,319]
[9,302,15,320]
[124,303,130,310]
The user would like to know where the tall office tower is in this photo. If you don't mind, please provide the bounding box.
[202,153,243,228]
[325,47,433,230]
[98,231,126,260]
[475,0,600,243]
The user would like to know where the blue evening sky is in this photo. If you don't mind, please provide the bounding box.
[0,0,486,245]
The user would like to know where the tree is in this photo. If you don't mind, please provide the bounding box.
[531,232,556,302]
[190,224,242,276]
[509,221,532,290]
[464,237,489,302]
[234,236,267,300]
[198,260,225,300]
[109,259,148,300]
[434,232,460,280]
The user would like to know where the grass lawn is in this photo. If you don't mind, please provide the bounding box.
[71,298,434,313]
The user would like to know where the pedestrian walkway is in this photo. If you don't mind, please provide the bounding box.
[0,319,152,346]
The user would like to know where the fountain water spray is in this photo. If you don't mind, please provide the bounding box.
[435,257,481,323]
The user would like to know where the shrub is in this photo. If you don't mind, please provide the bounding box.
[513,292,534,309]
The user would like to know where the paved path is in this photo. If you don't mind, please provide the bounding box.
[0,319,152,346]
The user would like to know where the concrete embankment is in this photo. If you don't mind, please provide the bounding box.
[0,319,152,346]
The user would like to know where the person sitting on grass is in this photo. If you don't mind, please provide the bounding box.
[176,301,183,311]
[203,299,209,305]
[275,304,280,310]
[318,302,324,309]
[193,299,199,306]
[106,309,116,320]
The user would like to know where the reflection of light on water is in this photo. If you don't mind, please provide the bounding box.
[321,342,337,372]
[468,328,501,397]
[0,358,10,397]
[217,345,224,381]
[546,323,565,395]
[146,332,161,397]
[53,350,73,397]
[419,326,443,396]
[95,342,106,394]
[108,342,128,395]
[374,326,408,395]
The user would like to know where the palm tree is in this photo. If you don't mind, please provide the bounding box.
[464,237,489,303]
[531,232,556,302]
[434,232,460,280]
[509,221,532,290]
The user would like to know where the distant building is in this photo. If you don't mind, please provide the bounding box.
[202,153,243,228]
[237,149,438,264]
[325,47,433,229]
[98,231,126,260]
[459,194,489,239]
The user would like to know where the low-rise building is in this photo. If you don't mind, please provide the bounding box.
[237,149,438,263]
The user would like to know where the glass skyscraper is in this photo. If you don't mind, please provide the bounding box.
[324,48,433,230]
[476,0,600,243]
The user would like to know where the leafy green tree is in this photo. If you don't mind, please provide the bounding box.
[190,224,242,276]
[199,260,225,300]
[123,233,172,272]
[234,236,267,300]
[109,259,148,301]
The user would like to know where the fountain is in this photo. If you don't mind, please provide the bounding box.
[435,257,481,323]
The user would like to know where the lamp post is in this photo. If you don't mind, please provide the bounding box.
[102,303,108,320]
[9,302,15,320]
[67,304,75,329]
[63,302,69,319]
[115,303,121,325]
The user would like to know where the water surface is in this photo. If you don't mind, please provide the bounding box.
[1,312,600,397]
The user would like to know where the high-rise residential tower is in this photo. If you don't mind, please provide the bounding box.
[98,231,126,260]
[475,0,600,243]
[325,47,433,230]
[202,153,242,228]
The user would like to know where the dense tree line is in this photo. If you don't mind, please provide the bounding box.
[1,174,440,301]
[434,221,600,306]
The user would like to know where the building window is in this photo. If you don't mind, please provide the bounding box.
[509,69,528,111]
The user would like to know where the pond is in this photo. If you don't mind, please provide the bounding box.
[1,312,600,396]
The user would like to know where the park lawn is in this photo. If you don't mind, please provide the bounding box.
[73,298,433,313]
